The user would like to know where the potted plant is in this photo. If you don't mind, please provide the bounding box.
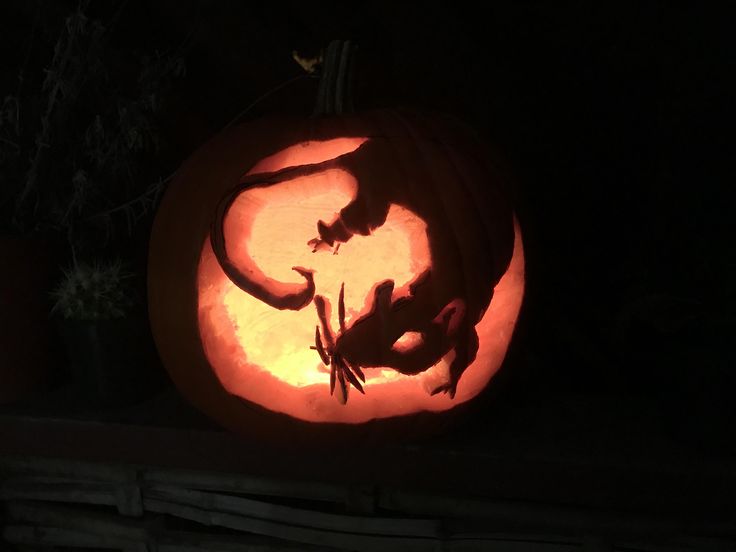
[0,3,184,403]
[50,258,161,407]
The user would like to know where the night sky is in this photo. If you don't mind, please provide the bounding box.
[1,1,734,460]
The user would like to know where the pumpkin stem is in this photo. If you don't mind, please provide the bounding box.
[313,40,356,116]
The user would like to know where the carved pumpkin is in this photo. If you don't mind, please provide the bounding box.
[148,44,524,444]
[149,110,524,441]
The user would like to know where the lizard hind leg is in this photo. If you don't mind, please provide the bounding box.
[430,322,479,399]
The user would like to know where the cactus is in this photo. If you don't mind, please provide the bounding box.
[51,259,134,320]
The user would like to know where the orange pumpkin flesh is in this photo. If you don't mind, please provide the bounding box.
[198,138,524,423]
[149,110,524,441]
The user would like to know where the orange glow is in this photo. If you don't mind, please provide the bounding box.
[197,139,525,424]
[392,331,425,354]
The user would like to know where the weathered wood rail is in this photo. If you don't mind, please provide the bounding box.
[1,414,735,551]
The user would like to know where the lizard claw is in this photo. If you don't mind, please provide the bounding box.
[308,237,330,253]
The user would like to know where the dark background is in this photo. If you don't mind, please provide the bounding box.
[1,1,734,462]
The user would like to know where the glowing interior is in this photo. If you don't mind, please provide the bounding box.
[219,183,430,387]
[197,138,525,423]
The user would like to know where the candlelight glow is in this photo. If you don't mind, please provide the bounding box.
[196,139,525,424]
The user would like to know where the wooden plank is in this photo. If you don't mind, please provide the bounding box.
[156,529,332,552]
[1,454,352,507]
[3,498,713,552]
[1,478,117,506]
[4,455,735,542]
[145,485,440,538]
[439,540,579,552]
[379,489,736,538]
[2,524,334,552]
[143,497,594,552]
[0,454,138,483]
[143,466,347,504]
[6,500,153,542]
[1,476,142,517]
[144,497,441,552]
[2,524,146,552]
[116,481,144,517]
[2,415,735,518]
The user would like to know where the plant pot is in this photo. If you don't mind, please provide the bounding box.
[0,237,54,403]
[58,315,163,408]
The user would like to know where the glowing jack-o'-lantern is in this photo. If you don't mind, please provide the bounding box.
[149,112,524,439]
[148,45,524,443]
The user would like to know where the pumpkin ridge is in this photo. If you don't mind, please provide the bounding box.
[412,109,514,287]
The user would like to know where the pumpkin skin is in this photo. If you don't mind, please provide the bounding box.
[148,109,525,446]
